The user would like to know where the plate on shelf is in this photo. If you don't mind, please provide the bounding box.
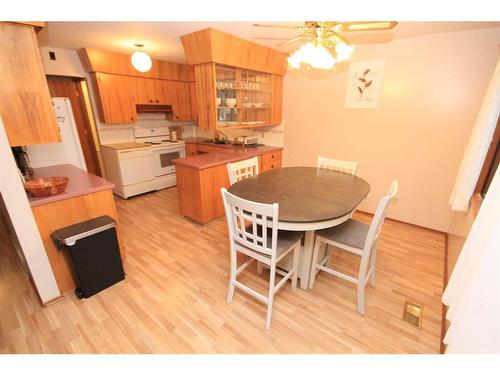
[217,122,238,127]
[241,121,266,125]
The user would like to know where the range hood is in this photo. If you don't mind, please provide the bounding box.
[136,104,173,113]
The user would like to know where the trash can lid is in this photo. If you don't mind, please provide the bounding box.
[52,215,116,246]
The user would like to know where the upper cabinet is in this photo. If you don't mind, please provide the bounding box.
[0,22,60,146]
[90,73,137,124]
[181,28,287,130]
[79,48,197,124]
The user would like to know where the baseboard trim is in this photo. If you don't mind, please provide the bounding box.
[42,294,65,307]
[356,210,447,235]
[440,233,449,354]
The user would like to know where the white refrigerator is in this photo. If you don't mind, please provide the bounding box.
[26,97,87,170]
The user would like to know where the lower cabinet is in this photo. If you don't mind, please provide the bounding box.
[260,150,282,172]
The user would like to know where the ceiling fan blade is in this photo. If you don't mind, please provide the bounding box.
[253,37,293,40]
[278,33,310,46]
[324,30,349,44]
[252,23,304,30]
[340,21,398,32]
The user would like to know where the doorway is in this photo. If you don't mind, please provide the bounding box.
[46,76,102,176]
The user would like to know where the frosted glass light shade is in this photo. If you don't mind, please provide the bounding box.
[131,50,152,72]
[287,42,336,70]
[335,42,354,63]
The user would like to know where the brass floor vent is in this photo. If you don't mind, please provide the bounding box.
[402,300,423,328]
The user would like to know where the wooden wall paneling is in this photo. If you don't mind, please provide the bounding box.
[181,28,288,76]
[0,23,60,146]
[175,166,203,223]
[31,189,126,294]
[91,73,137,124]
[78,48,194,82]
[180,29,214,66]
[176,163,230,224]
[271,75,283,125]
[199,165,230,222]
[194,63,217,130]
[188,82,198,121]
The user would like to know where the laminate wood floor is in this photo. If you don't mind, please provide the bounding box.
[0,187,445,353]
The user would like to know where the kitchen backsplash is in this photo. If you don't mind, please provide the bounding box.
[98,112,284,147]
[97,112,197,144]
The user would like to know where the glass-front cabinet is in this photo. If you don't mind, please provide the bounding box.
[215,64,274,129]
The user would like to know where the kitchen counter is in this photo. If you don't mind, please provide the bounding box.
[28,164,114,207]
[28,164,124,296]
[101,142,150,150]
[174,139,282,170]
[174,141,283,224]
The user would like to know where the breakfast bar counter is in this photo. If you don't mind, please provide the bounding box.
[27,164,124,296]
[28,164,114,207]
[173,141,283,224]
[174,144,282,170]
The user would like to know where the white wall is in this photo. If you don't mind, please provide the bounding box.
[0,117,61,304]
[282,27,500,231]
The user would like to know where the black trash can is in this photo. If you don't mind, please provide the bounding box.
[52,215,125,299]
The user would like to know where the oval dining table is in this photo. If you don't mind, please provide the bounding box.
[228,166,371,289]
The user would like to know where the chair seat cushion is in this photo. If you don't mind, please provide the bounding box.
[238,226,303,258]
[274,230,304,258]
[315,219,369,250]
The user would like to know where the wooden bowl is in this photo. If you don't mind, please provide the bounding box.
[24,177,69,197]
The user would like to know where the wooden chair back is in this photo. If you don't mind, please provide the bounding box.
[317,156,359,175]
[227,157,260,185]
[221,188,278,257]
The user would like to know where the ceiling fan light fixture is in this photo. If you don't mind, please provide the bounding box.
[287,42,336,70]
[334,42,354,62]
[131,43,152,73]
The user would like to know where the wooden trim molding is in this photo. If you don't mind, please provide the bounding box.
[181,28,288,75]
[474,115,500,193]
[78,48,195,82]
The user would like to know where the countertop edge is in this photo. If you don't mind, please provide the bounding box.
[173,145,283,170]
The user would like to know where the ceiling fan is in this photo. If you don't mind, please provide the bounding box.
[253,21,398,69]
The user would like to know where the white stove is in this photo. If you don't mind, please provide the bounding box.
[134,128,186,190]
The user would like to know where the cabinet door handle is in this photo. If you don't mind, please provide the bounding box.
[156,100,159,103]
[149,99,153,103]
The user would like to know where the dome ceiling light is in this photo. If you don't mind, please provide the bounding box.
[131,43,152,73]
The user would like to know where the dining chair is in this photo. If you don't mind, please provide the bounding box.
[308,181,399,315]
[317,156,359,175]
[221,188,303,329]
[226,156,260,185]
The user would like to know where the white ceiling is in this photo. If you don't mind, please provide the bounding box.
[37,21,500,63]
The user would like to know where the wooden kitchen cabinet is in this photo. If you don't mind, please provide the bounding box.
[186,143,198,156]
[172,81,192,121]
[134,77,162,105]
[0,23,60,146]
[91,72,137,124]
[192,63,283,131]
[261,149,282,172]
[79,48,197,124]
